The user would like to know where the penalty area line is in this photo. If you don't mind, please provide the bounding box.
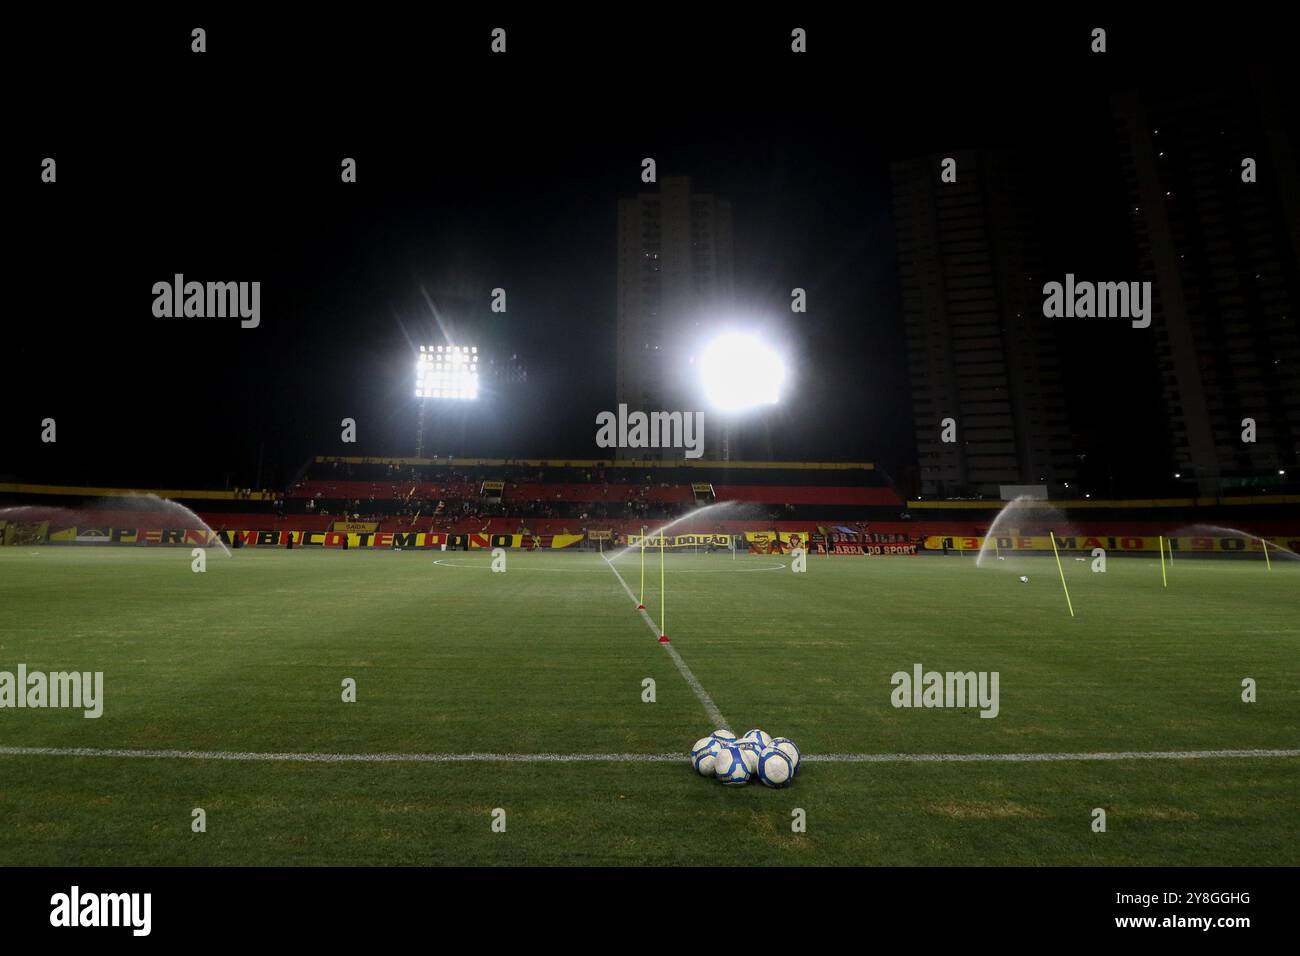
[601,553,730,732]
[0,746,1296,765]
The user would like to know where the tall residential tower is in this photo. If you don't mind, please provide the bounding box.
[616,176,734,458]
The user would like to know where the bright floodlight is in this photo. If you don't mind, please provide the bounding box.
[699,333,785,411]
[415,344,479,400]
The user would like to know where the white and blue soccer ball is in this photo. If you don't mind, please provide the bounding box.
[770,736,801,776]
[741,729,773,750]
[734,741,763,775]
[1019,575,1029,583]
[691,736,721,777]
[713,745,751,786]
[756,747,795,788]
[710,729,737,746]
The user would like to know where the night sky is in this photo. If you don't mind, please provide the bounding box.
[5,11,1285,492]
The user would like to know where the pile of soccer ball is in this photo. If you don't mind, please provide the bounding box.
[690,729,801,788]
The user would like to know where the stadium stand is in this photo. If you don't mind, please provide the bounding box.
[3,457,1298,547]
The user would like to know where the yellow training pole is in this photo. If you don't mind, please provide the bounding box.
[638,526,646,608]
[1049,531,1075,618]
[994,538,1000,560]
[1263,537,1272,571]
[1159,535,1167,588]
[659,529,667,639]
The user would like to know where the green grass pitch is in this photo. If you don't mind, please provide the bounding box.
[0,545,1296,866]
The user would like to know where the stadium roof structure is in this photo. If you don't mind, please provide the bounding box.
[907,495,1300,509]
[0,482,276,501]
[312,455,877,471]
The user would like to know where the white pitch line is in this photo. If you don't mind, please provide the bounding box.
[601,554,730,732]
[0,746,680,763]
[0,746,1295,765]
[809,749,1300,763]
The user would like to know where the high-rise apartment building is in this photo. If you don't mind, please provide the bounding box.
[891,150,1075,497]
[1112,79,1299,495]
[616,176,733,458]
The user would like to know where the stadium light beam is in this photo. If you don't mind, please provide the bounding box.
[698,333,785,412]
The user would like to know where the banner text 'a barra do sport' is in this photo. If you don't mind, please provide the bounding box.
[922,534,1298,554]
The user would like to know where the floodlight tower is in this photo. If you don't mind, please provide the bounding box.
[698,332,786,461]
[414,344,480,457]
